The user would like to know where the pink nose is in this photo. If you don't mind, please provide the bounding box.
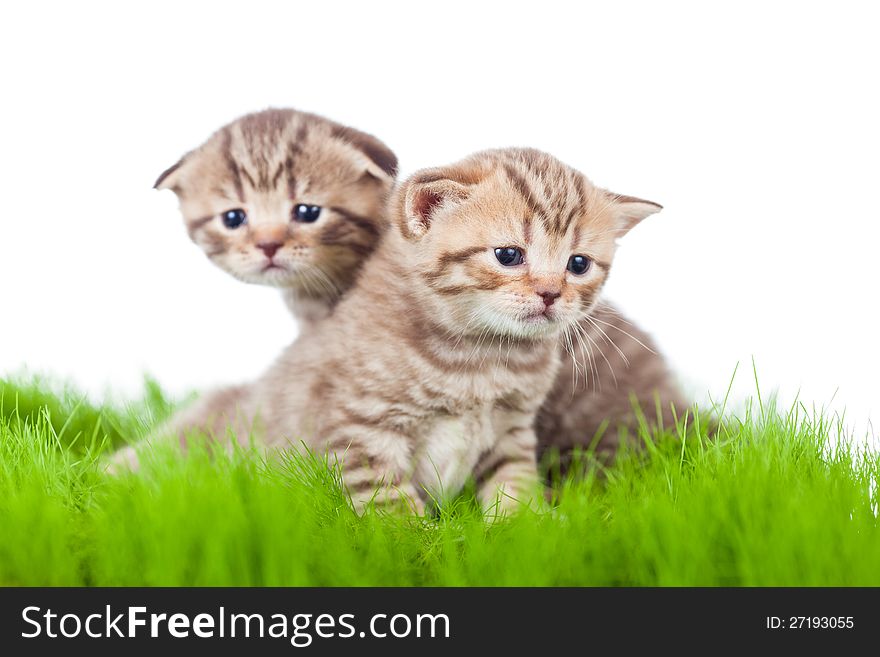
[257,241,282,259]
[539,290,561,307]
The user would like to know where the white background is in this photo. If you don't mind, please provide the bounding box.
[1,1,877,437]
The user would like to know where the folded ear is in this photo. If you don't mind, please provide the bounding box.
[356,153,398,186]
[403,173,471,239]
[331,124,399,184]
[609,193,663,235]
[153,153,190,191]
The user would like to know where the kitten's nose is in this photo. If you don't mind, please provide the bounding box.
[257,241,282,259]
[538,290,561,307]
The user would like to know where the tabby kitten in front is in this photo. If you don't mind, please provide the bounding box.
[251,148,661,513]
[109,108,397,470]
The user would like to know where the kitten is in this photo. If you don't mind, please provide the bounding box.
[241,148,662,514]
[154,107,398,325]
[109,109,397,471]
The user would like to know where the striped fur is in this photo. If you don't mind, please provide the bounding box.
[107,109,397,475]
[155,107,397,322]
[230,148,663,514]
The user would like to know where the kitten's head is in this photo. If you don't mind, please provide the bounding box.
[394,148,660,339]
[155,108,397,301]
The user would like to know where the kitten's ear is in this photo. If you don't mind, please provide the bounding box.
[608,193,663,235]
[331,125,399,183]
[358,155,397,185]
[153,153,191,192]
[403,173,470,239]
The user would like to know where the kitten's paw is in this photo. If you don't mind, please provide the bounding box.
[482,487,547,521]
[104,445,141,476]
[351,484,426,516]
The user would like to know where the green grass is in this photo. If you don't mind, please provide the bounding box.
[0,375,878,586]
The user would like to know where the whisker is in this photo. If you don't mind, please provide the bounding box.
[584,315,631,368]
[571,319,600,391]
[588,315,657,354]
[575,319,619,387]
[562,325,584,391]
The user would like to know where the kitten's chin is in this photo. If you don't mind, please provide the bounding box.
[228,267,299,288]
[257,268,299,287]
[510,319,561,339]
[471,310,562,340]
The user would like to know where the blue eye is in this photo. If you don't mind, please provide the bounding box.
[494,247,524,266]
[222,208,247,229]
[567,255,591,275]
[293,204,322,223]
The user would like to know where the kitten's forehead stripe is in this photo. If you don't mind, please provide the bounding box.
[238,111,305,192]
[205,110,398,202]
[565,173,589,235]
[494,149,595,239]
[283,119,311,197]
[239,168,258,191]
[270,162,285,188]
[238,107,289,141]
[221,128,245,202]
[293,121,309,154]
[285,157,297,197]
[521,154,553,201]
[502,163,547,221]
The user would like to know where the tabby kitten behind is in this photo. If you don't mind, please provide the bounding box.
[248,148,662,513]
[155,107,397,324]
[109,109,397,471]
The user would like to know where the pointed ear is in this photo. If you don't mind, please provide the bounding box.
[609,193,663,235]
[153,153,192,191]
[403,174,470,239]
